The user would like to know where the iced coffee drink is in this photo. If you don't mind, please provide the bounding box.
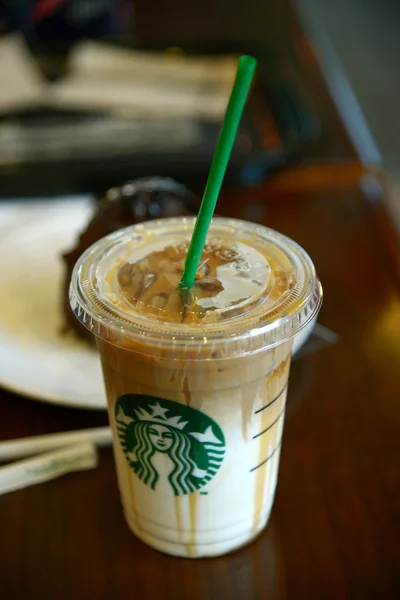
[70,217,322,557]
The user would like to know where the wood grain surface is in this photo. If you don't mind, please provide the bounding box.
[0,176,399,600]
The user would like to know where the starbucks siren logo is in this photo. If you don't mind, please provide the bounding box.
[115,395,225,496]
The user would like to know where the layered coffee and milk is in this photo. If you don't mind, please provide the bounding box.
[70,217,322,557]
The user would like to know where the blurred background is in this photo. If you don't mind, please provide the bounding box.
[0,0,399,230]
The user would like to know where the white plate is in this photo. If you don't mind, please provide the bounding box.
[0,198,107,410]
[0,199,314,411]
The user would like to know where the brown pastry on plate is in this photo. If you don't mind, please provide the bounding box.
[62,177,199,342]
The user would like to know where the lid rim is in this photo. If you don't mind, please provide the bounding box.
[69,217,323,352]
[69,282,322,355]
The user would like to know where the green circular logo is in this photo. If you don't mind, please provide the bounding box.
[115,395,225,496]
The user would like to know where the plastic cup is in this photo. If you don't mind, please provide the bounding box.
[70,217,322,558]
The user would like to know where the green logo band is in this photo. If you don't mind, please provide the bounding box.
[115,395,225,496]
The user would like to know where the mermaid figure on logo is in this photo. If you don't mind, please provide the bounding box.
[116,399,225,496]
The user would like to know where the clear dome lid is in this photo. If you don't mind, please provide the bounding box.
[70,217,322,357]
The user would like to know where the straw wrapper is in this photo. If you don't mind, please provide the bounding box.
[0,426,112,463]
[0,442,98,496]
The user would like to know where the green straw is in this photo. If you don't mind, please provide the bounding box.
[179,55,257,291]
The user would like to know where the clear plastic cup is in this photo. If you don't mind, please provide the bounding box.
[70,217,322,558]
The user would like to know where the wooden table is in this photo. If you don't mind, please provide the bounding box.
[1,174,399,600]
